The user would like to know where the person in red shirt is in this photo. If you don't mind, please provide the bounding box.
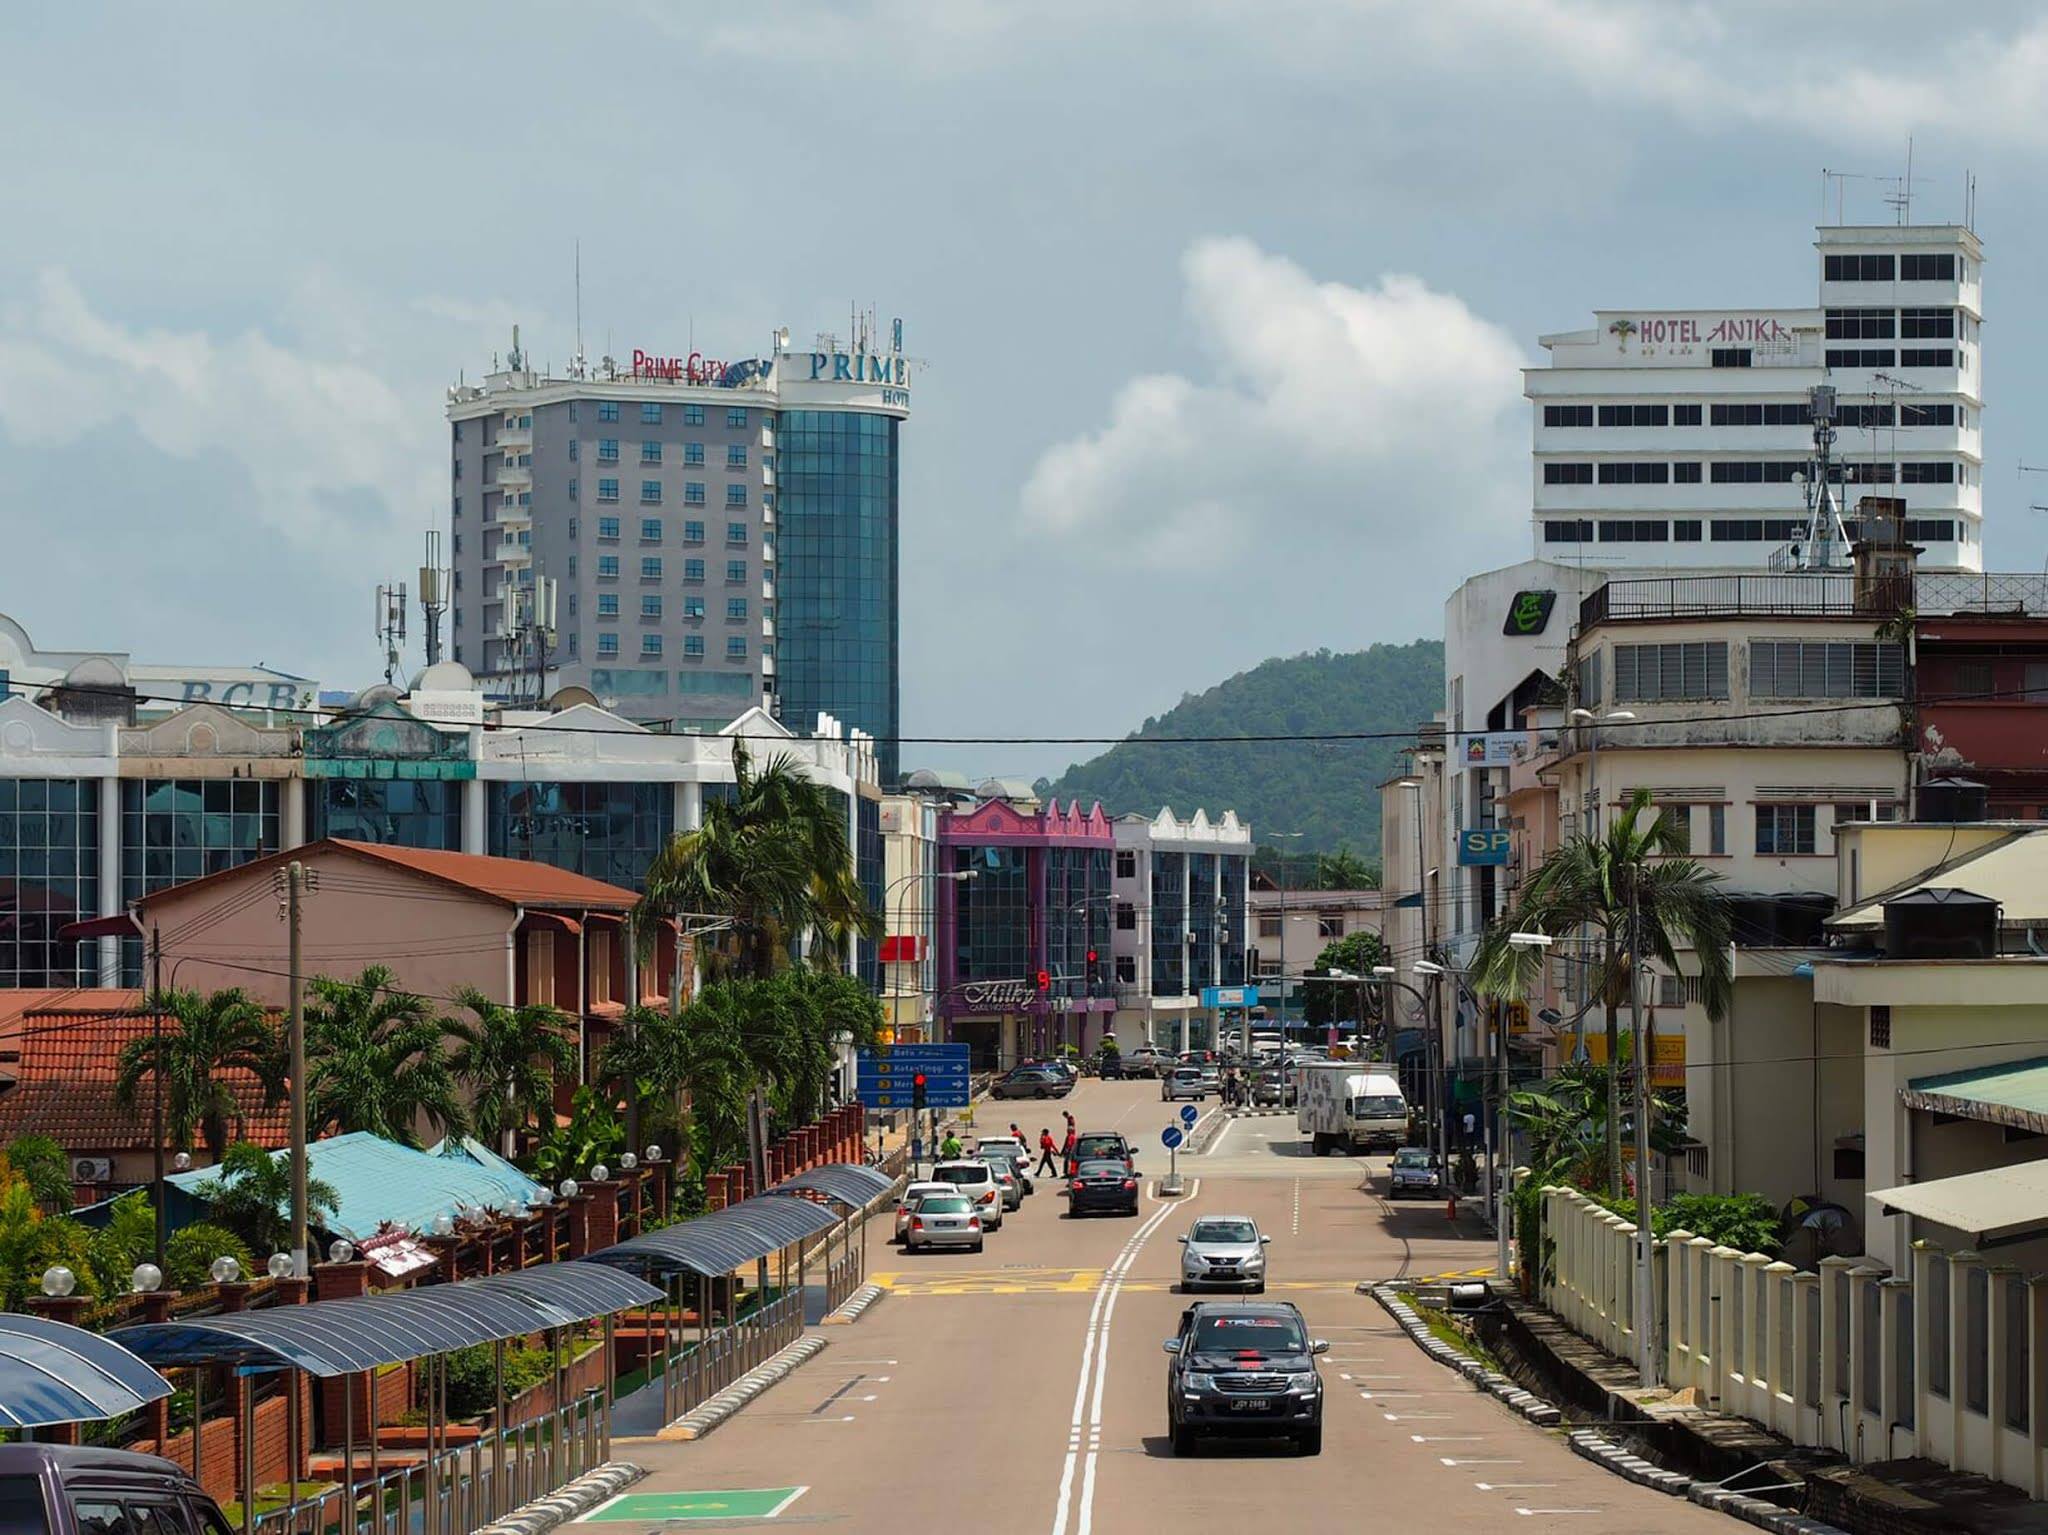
[1037,1128,1059,1178]
[1062,1126,1079,1176]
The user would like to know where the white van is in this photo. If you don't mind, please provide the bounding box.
[1295,1066,1408,1155]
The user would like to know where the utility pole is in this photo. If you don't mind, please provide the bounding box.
[278,862,312,1278]
[149,925,167,1273]
[1628,877,1656,1387]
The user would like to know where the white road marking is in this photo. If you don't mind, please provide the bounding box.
[583,1494,628,1519]
[1515,1510,1601,1518]
[1441,1457,1522,1466]
[763,1487,810,1518]
[1291,1177,1301,1236]
[1475,1484,1556,1492]
[1206,1115,1236,1156]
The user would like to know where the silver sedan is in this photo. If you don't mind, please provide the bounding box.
[1178,1215,1273,1292]
[903,1191,984,1252]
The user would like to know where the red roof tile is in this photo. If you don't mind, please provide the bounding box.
[0,1004,288,1154]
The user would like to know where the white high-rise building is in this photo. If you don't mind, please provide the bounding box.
[1526,223,1983,573]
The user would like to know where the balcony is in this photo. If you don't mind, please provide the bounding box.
[1581,574,1878,629]
[496,425,532,452]
[1916,572,2048,618]
[497,463,532,492]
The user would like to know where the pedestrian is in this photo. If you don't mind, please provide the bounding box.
[1009,1121,1026,1151]
[939,1128,962,1160]
[1062,1108,1076,1140]
[1062,1127,1078,1177]
[1037,1127,1059,1178]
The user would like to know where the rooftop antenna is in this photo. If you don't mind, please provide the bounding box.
[1820,167,1871,225]
[2022,465,2048,574]
[573,240,585,375]
[375,580,409,685]
[1881,137,1915,224]
[418,531,448,667]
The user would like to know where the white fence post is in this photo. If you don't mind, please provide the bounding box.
[1818,1254,1856,1452]
[1665,1228,1694,1387]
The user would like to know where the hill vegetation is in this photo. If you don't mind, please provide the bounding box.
[1041,640,1443,854]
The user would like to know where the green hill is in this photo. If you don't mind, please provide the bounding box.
[1042,640,1443,855]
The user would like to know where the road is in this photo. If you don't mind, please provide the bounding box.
[595,1078,1733,1531]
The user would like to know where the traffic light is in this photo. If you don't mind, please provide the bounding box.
[912,1071,928,1111]
[1086,949,1098,965]
[1036,969,1050,993]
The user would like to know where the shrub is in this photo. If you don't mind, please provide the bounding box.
[1598,1190,1783,1258]
[442,1343,558,1420]
[164,1223,254,1290]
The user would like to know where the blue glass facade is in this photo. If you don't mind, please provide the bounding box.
[120,778,282,984]
[487,781,674,890]
[310,780,463,849]
[775,411,899,781]
[0,779,99,988]
[856,794,883,991]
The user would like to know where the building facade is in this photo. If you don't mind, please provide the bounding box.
[446,332,909,776]
[1108,809,1252,1052]
[878,792,940,1041]
[1528,223,1983,572]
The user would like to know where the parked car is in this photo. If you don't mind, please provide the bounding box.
[1196,1062,1223,1095]
[1162,1066,1208,1102]
[993,1065,1073,1099]
[931,1159,1005,1229]
[902,1190,984,1252]
[1123,1046,1171,1078]
[1161,1300,1326,1456]
[1071,1131,1135,1170]
[1177,1215,1272,1293]
[0,1444,238,1535]
[1068,1157,1141,1216]
[894,1180,957,1241]
[1388,1146,1443,1200]
[1251,1069,1294,1108]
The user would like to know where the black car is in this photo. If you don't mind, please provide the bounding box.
[0,1444,236,1535]
[1162,1300,1326,1455]
[1070,1130,1134,1170]
[992,1065,1073,1100]
[1067,1157,1141,1216]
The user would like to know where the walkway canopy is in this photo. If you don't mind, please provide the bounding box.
[0,1313,172,1428]
[108,1261,660,1378]
[765,1162,894,1210]
[583,1193,839,1280]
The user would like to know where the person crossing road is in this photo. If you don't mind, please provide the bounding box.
[1036,1127,1060,1178]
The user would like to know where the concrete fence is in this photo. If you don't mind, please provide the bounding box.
[1539,1185,2048,1499]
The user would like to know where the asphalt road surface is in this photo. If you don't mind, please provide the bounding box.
[598,1078,1736,1532]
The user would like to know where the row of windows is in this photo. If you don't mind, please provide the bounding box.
[1546,399,1959,430]
[1826,347,1957,370]
[1583,639,1904,703]
[594,556,751,582]
[1823,252,1958,283]
[594,517,749,543]
[593,402,751,428]
[595,593,752,621]
[595,632,753,659]
[591,479,749,505]
[1825,307,1961,340]
[1628,800,1902,859]
[1547,459,1961,486]
[600,441,752,467]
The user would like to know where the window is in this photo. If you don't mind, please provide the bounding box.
[569,439,578,460]
[639,440,661,465]
[2003,1275,2030,1433]
[1116,901,1137,931]
[1710,402,1810,426]
[598,402,620,422]
[1900,252,1955,281]
[598,438,619,461]
[1750,639,1904,699]
[1613,641,1728,702]
[684,520,705,543]
[1116,849,1137,879]
[727,408,748,428]
[726,483,748,505]
[1711,461,1808,484]
[685,558,705,582]
[1597,404,1668,427]
[1672,403,1702,426]
[727,444,748,467]
[1543,519,1595,544]
[1711,348,1752,368]
[683,596,705,618]
[1674,519,1703,541]
[640,557,662,579]
[641,594,662,618]
[1900,461,1954,484]
[1317,913,1344,939]
[726,636,747,658]
[1826,308,1894,340]
[1543,404,1593,427]
[597,632,619,657]
[727,598,748,620]
[1755,804,1817,856]
[1824,253,1895,282]
[1257,913,1282,939]
[597,593,619,617]
[597,555,619,579]
[1672,462,1702,484]
[639,517,661,541]
[567,479,577,502]
[685,482,706,504]
[1827,347,1895,368]
[597,515,620,539]
[1598,519,1670,542]
[1115,954,1137,983]
[642,632,663,656]
[1837,403,1894,429]
[1654,806,1692,853]
[640,480,662,503]
[726,521,748,544]
[1575,650,1603,707]
[1706,804,1727,855]
[597,478,619,502]
[726,560,747,582]
[641,402,662,424]
[684,442,705,465]
[1900,347,1954,369]
[1710,517,1811,541]
[1900,307,1955,339]
[1544,463,1593,485]
[1900,402,1956,427]
[1598,462,1669,485]
[675,632,703,658]
[683,404,705,425]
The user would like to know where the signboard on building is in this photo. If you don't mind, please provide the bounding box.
[1200,985,1260,1009]
[1461,733,1522,767]
[1582,1030,1686,1088]
[1457,828,1512,866]
[1599,311,1810,365]
[1502,590,1557,637]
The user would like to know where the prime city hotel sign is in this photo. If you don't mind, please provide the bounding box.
[629,350,770,387]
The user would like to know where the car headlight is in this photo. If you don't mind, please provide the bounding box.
[1288,1372,1321,1395]
[1183,1372,1217,1391]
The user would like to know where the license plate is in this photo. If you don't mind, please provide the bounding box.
[934,1220,957,1228]
[1228,1398,1275,1413]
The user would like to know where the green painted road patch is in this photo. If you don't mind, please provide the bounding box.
[580,1488,807,1523]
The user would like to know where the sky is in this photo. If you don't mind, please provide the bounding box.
[2,3,2045,780]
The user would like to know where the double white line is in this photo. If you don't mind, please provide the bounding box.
[1050,1192,1184,1535]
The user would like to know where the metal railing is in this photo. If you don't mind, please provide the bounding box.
[1915,571,2048,617]
[1582,574,1867,628]
[253,1388,608,1535]
[656,1289,805,1425]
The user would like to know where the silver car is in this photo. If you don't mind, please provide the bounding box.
[977,1143,1033,1201]
[894,1180,956,1242]
[1178,1215,1272,1293]
[1161,1066,1207,1102]
[903,1191,984,1252]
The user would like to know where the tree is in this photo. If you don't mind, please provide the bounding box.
[1301,930,1389,1027]
[633,742,879,981]
[5,1135,73,1214]
[447,989,577,1156]
[1472,786,1731,1196]
[304,966,467,1146]
[1312,849,1380,891]
[596,998,752,1178]
[115,988,284,1163]
[196,1141,341,1258]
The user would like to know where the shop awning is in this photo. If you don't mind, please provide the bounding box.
[1901,1055,2048,1138]
[1871,1161,2048,1248]
[0,1314,172,1428]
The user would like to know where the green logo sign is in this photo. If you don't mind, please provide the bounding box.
[1503,590,1557,636]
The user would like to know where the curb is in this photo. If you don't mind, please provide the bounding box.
[821,1283,885,1325]
[1366,1284,1848,1535]
[472,1461,643,1535]
[659,1335,829,1441]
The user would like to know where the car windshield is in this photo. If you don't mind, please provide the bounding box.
[1353,1095,1405,1117]
[1075,1160,1127,1177]
[903,1184,949,1201]
[1075,1136,1124,1155]
[1394,1150,1434,1168]
[1190,1219,1257,1243]
[917,1195,971,1214]
[979,1145,1020,1161]
[1190,1313,1308,1354]
[936,1165,990,1185]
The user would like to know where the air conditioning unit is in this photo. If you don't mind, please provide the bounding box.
[71,1156,113,1183]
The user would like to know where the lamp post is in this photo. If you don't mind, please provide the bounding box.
[1500,931,1554,1285]
[886,866,976,1043]
[1261,832,1305,1046]
[1411,959,1455,1174]
[1567,708,1637,836]
[1368,964,1436,1154]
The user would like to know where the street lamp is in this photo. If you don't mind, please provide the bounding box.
[886,866,976,1044]
[1568,709,1637,835]
[1261,832,1306,1044]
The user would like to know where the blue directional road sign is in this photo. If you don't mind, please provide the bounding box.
[856,1044,972,1111]
[1179,1104,1199,1127]
[1161,1126,1184,1150]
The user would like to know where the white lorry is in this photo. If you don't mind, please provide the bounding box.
[1295,1065,1408,1156]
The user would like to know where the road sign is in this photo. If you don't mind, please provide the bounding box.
[1161,1126,1184,1150]
[868,1043,971,1062]
[1179,1104,1199,1126]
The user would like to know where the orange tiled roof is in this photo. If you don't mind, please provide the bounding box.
[0,1003,288,1153]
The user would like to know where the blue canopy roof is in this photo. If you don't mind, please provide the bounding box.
[0,1314,171,1428]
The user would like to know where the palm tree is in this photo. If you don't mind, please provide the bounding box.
[1313,848,1380,890]
[303,966,468,1147]
[1472,786,1731,1196]
[632,741,879,982]
[115,988,284,1162]
[447,989,576,1156]
[596,994,754,1176]
[196,1140,341,1257]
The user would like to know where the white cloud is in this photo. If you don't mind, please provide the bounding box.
[1021,237,1529,572]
